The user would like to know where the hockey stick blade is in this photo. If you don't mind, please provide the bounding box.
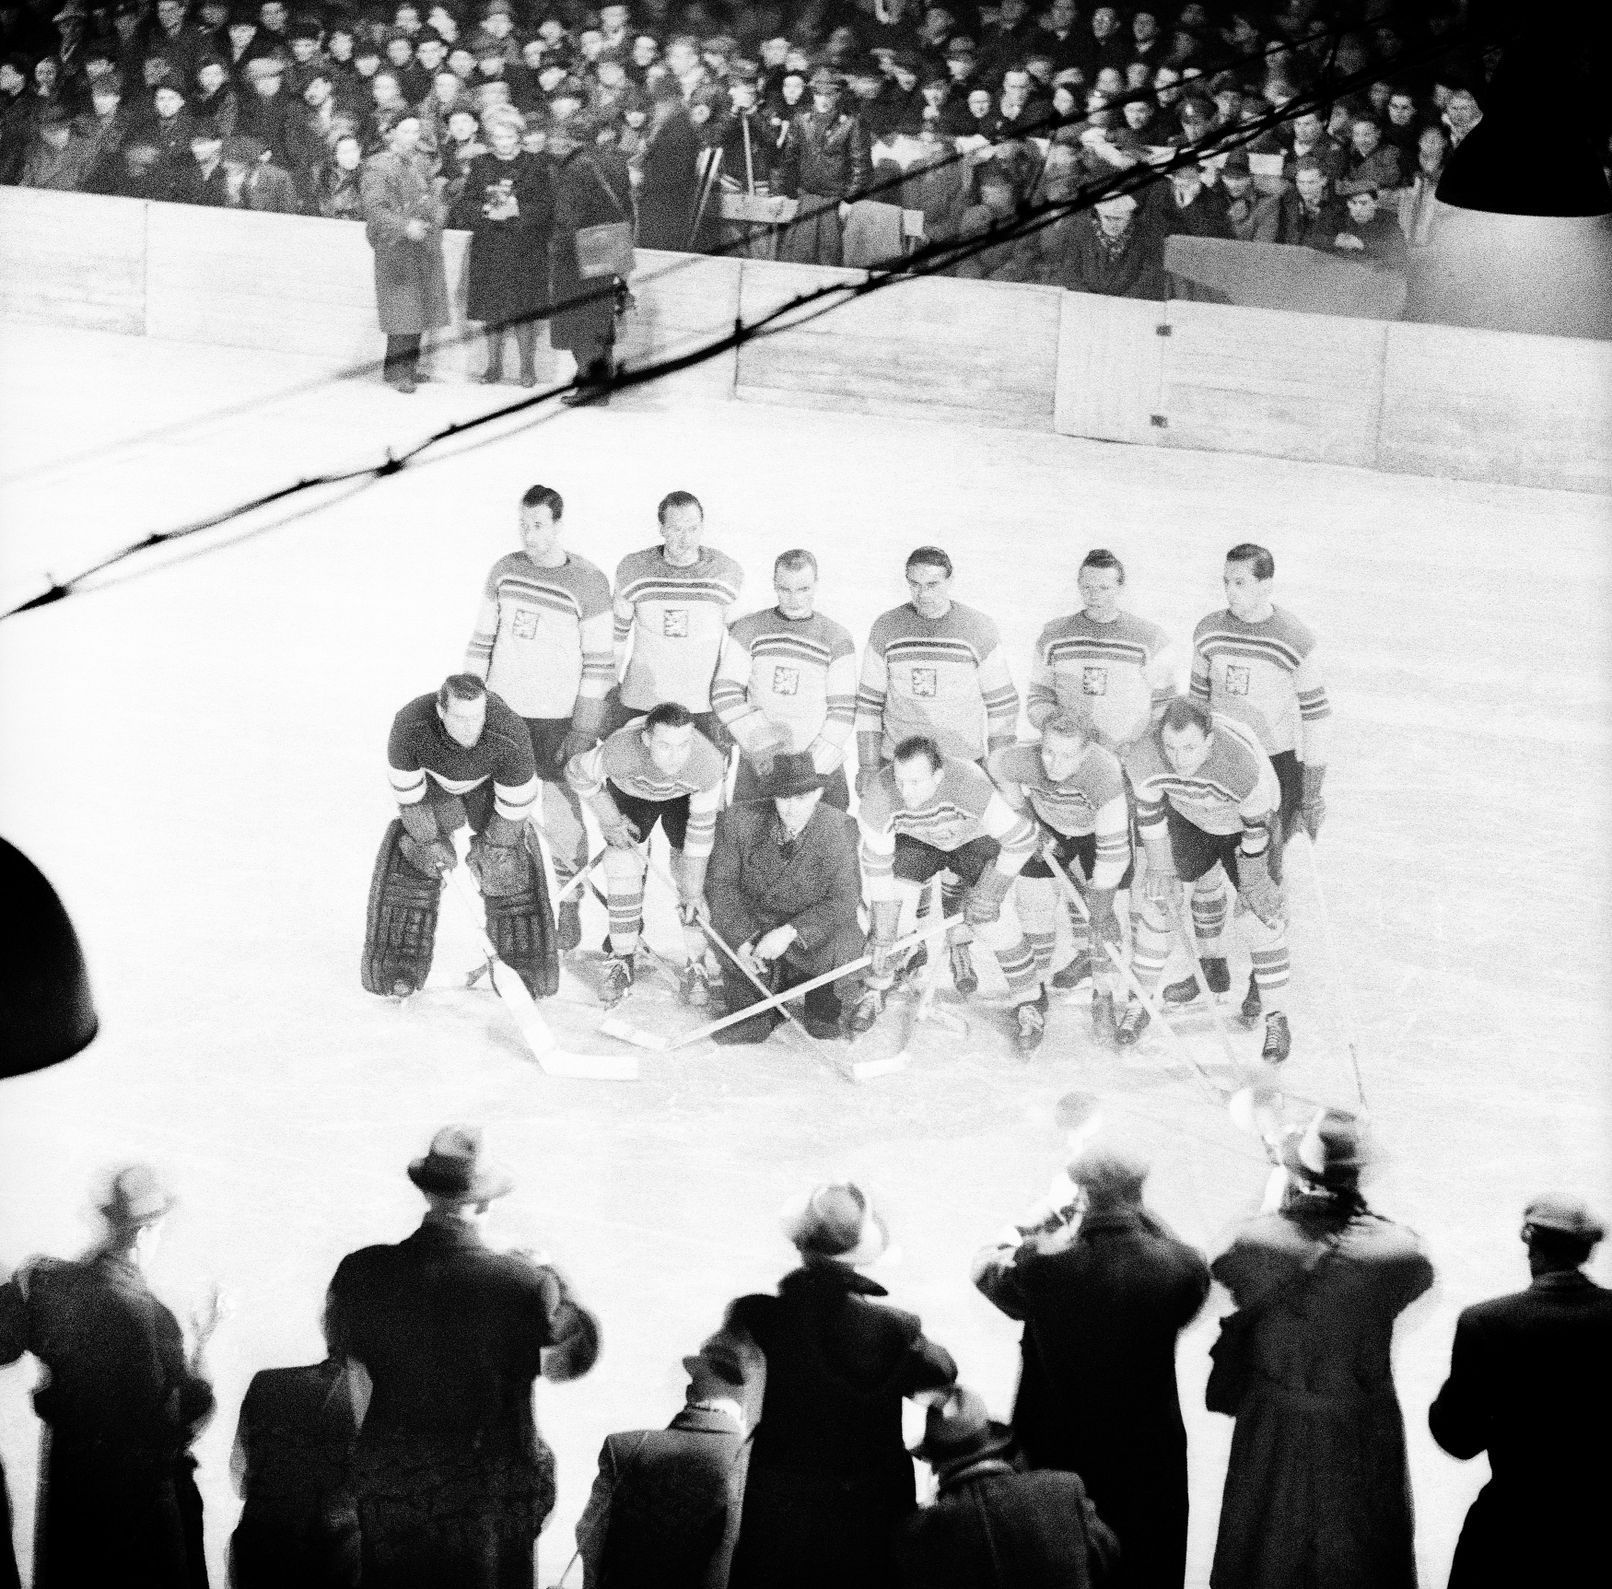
[598,1014,672,1052]
[486,957,639,1080]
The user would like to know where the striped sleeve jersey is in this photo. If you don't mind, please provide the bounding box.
[565,718,727,859]
[711,608,859,769]
[1125,713,1279,844]
[988,742,1131,889]
[463,551,615,721]
[386,691,538,825]
[1188,605,1331,763]
[854,601,1020,763]
[857,757,1037,900]
[613,546,745,714]
[1026,609,1176,751]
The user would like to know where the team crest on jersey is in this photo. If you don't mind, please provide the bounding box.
[1223,664,1250,695]
[512,607,539,641]
[1081,666,1107,695]
[662,609,689,638]
[911,667,937,698]
[772,665,800,696]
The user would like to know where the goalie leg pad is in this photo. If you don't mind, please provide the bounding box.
[481,830,560,998]
[363,820,441,996]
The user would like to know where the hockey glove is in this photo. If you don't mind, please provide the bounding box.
[1237,850,1285,928]
[964,868,1014,927]
[400,835,456,879]
[600,814,642,850]
[468,836,525,895]
[854,762,885,800]
[676,897,705,928]
[1300,764,1327,840]
[1085,886,1121,949]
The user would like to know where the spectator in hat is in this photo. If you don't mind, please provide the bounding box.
[1429,1194,1611,1589]
[726,1182,957,1589]
[173,116,228,202]
[452,106,555,386]
[18,100,96,187]
[973,1146,1210,1589]
[151,0,205,88]
[1047,191,1167,299]
[0,1166,219,1589]
[325,1125,601,1589]
[868,49,924,138]
[221,131,300,210]
[702,749,866,1041]
[1154,159,1232,240]
[895,1385,1120,1588]
[360,111,450,392]
[75,68,133,167]
[148,80,195,159]
[283,67,338,192]
[1218,150,1280,242]
[1331,188,1408,271]
[575,1324,767,1589]
[636,67,702,249]
[191,54,240,138]
[778,67,871,266]
[1209,1109,1433,1589]
[237,51,297,166]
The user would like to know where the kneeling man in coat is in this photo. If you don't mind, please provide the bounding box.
[704,750,865,1041]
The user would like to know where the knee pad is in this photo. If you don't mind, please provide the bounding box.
[363,820,441,996]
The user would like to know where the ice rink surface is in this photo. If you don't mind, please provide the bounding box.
[2,319,1609,1587]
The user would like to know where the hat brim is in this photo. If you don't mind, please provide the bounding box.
[760,772,828,800]
[910,1419,1016,1468]
[408,1159,515,1203]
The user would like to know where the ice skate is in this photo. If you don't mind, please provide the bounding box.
[1262,1011,1291,1065]
[1162,955,1229,1007]
[1116,1000,1151,1046]
[1052,950,1092,991]
[1014,990,1049,1056]
[949,941,978,996]
[600,954,635,1009]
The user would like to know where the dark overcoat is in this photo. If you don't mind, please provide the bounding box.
[360,147,451,335]
[453,150,556,326]
[575,1405,752,1589]
[975,1206,1209,1589]
[1428,1270,1612,1589]
[228,1359,360,1589]
[0,1252,214,1589]
[1045,211,1167,299]
[1209,1199,1433,1589]
[726,1262,957,1589]
[325,1216,601,1589]
[549,146,633,359]
[892,1457,1120,1589]
[636,107,702,251]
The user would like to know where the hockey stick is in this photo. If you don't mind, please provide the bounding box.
[1040,848,1230,1103]
[1158,886,1250,1076]
[599,914,964,1052]
[1299,834,1368,1110]
[443,869,639,1081]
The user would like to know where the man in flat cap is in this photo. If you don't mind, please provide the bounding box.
[726,1182,957,1589]
[1429,1194,1612,1589]
[973,1146,1209,1589]
[575,1324,766,1589]
[704,748,866,1041]
[0,1166,219,1589]
[325,1126,601,1589]
[777,65,871,266]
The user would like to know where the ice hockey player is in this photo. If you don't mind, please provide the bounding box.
[565,702,727,1008]
[712,548,858,810]
[462,484,614,950]
[854,546,1021,992]
[1024,547,1171,995]
[610,490,745,744]
[363,674,557,1000]
[1124,699,1292,1062]
[989,714,1132,1048]
[852,736,1047,1052]
[1189,542,1330,1019]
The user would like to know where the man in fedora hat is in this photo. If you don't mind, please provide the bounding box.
[1209,1109,1432,1589]
[972,1146,1208,1589]
[777,64,870,265]
[726,1182,956,1589]
[0,1165,219,1589]
[895,1385,1119,1587]
[575,1324,766,1589]
[1429,1193,1612,1589]
[324,1126,601,1589]
[704,745,865,1041]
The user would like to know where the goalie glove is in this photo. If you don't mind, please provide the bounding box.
[400,834,455,878]
[1300,763,1327,840]
[1237,849,1285,928]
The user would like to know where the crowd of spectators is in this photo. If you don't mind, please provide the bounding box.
[1,1119,1608,1589]
[0,0,1502,328]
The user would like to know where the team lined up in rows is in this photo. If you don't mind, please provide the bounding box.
[367,483,1330,1059]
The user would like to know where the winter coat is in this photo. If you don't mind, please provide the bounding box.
[974,1205,1210,1589]
[1209,1197,1433,1589]
[324,1215,601,1589]
[17,130,96,191]
[1274,192,1347,250]
[360,147,451,334]
[1046,210,1167,299]
[0,1252,215,1589]
[1429,1270,1612,1589]
[637,106,702,250]
[950,204,1044,283]
[726,1262,957,1589]
[781,106,871,200]
[893,1457,1120,1589]
[453,151,556,326]
[549,145,633,359]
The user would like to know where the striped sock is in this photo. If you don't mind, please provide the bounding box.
[995,937,1040,1001]
[1027,931,1057,979]
[608,889,643,958]
[1192,881,1227,953]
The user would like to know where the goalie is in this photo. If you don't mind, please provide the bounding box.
[363,674,558,1000]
